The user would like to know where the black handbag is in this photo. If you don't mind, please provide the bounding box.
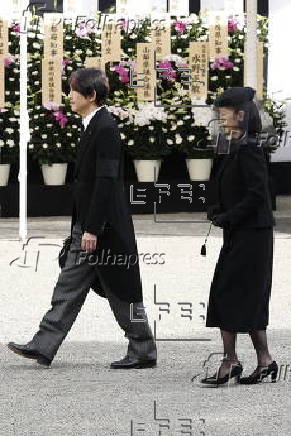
[58,235,72,269]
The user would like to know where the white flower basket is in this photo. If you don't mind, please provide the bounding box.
[133,159,161,182]
[41,163,68,186]
[186,158,212,181]
[0,164,11,186]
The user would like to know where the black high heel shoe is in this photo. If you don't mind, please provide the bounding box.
[201,360,243,386]
[239,361,278,384]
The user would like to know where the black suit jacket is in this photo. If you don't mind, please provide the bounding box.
[209,142,275,229]
[71,106,123,235]
[70,106,143,303]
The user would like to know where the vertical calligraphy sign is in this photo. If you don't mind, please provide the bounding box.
[42,13,63,105]
[150,17,171,61]
[136,43,156,102]
[84,57,102,69]
[101,22,121,71]
[256,41,264,100]
[209,11,229,60]
[0,18,9,108]
[188,42,209,102]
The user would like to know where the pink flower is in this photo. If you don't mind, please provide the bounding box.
[4,56,15,67]
[174,21,187,34]
[58,115,68,128]
[76,23,88,38]
[53,110,68,128]
[115,64,130,83]
[158,61,177,81]
[62,57,71,67]
[43,101,60,111]
[10,24,20,33]
[228,19,238,33]
[210,57,234,70]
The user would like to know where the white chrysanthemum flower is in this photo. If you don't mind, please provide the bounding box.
[120,133,125,140]
[57,143,62,147]
[149,137,155,143]
[29,144,34,149]
[177,120,183,126]
[33,42,41,49]
[167,139,173,145]
[42,144,48,148]
[128,140,134,145]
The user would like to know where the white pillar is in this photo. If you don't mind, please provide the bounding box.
[244,0,258,91]
[19,0,30,242]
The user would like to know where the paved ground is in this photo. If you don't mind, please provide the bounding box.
[1,199,291,435]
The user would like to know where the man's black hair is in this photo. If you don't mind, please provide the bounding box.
[68,68,109,106]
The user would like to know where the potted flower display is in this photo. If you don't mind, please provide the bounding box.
[125,102,172,182]
[28,101,80,185]
[0,108,19,186]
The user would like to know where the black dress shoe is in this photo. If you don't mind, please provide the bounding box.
[201,362,243,386]
[7,342,52,367]
[239,361,278,384]
[110,356,157,369]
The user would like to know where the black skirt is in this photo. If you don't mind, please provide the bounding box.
[206,227,273,332]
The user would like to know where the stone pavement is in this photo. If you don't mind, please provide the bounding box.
[0,200,291,436]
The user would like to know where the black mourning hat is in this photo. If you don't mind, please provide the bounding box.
[214,86,255,108]
[214,87,262,135]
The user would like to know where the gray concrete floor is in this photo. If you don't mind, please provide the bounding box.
[1,196,291,435]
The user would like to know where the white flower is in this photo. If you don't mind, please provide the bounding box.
[175,134,182,144]
[42,144,48,148]
[29,144,34,149]
[5,128,14,134]
[210,76,218,81]
[67,133,72,137]
[233,67,240,72]
[149,126,154,130]
[9,78,15,82]
[0,140,4,146]
[171,125,177,131]
[34,115,39,119]
[128,140,134,145]
[72,125,77,128]
[149,137,155,143]
[57,143,62,148]
[167,139,173,145]
[120,133,125,140]
[33,42,41,49]
[5,91,10,95]
[42,134,48,139]
[177,120,183,126]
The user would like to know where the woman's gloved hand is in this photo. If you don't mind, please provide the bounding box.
[207,204,221,221]
[211,213,230,229]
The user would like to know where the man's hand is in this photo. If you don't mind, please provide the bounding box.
[81,232,97,253]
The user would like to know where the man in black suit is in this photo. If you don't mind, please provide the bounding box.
[8,68,157,369]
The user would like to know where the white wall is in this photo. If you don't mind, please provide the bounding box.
[268,0,291,161]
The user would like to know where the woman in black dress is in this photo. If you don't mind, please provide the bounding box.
[201,87,278,385]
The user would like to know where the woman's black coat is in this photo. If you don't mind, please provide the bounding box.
[206,140,275,332]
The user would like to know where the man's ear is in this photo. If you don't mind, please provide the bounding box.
[89,90,97,103]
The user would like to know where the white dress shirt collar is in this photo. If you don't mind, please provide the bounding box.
[82,105,104,131]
